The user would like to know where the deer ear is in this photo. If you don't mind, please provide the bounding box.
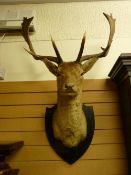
[81,58,97,75]
[43,58,59,76]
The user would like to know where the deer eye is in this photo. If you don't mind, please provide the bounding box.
[57,73,60,77]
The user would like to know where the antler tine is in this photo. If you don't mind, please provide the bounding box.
[79,13,115,63]
[21,17,35,53]
[51,37,63,64]
[76,32,86,63]
[21,17,61,64]
[101,13,115,52]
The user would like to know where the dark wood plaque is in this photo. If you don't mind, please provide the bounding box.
[45,105,95,164]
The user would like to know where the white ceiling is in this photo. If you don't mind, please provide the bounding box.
[0,0,125,4]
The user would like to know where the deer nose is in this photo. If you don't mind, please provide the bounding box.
[65,84,74,91]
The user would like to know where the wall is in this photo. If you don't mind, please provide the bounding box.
[0,1,131,81]
[0,79,128,174]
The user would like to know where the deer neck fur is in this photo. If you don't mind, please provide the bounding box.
[53,91,87,148]
[57,92,83,114]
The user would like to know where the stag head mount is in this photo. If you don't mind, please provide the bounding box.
[21,13,115,158]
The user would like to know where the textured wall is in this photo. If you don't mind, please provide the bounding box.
[0,80,128,174]
[0,1,131,81]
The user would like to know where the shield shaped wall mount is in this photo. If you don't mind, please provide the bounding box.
[45,105,95,164]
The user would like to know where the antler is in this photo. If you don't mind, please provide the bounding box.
[76,13,115,63]
[21,17,63,65]
[76,32,86,61]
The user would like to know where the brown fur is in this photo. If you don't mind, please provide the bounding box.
[52,62,87,147]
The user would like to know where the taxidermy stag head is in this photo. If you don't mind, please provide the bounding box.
[21,13,115,149]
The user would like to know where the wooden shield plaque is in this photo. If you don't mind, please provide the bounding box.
[45,105,95,164]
